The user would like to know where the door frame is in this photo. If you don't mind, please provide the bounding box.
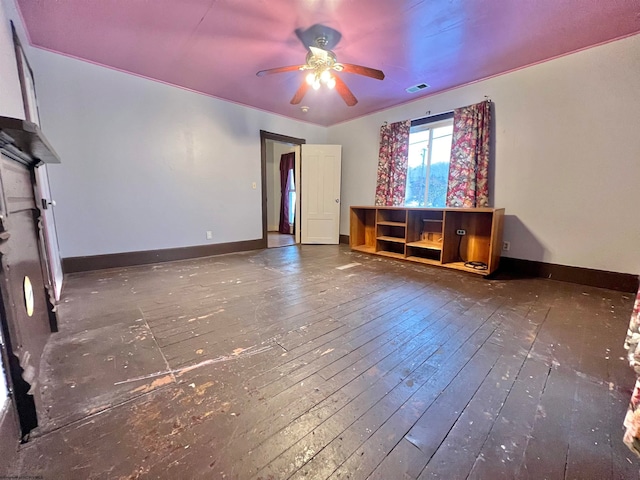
[259,131,305,248]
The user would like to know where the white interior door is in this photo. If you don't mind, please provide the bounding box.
[35,165,63,300]
[294,145,301,244]
[301,144,342,244]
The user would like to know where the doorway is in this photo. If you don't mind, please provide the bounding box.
[260,131,305,248]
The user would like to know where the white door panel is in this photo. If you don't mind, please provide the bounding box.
[301,144,341,244]
[35,165,63,300]
[294,145,301,244]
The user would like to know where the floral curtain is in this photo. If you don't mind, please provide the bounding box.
[374,120,411,206]
[624,287,640,456]
[278,152,295,234]
[446,100,491,207]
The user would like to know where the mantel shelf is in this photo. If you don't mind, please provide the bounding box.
[0,116,61,165]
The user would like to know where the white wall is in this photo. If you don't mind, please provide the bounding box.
[25,49,326,258]
[329,34,640,275]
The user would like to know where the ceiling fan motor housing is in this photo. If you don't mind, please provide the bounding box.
[305,48,341,71]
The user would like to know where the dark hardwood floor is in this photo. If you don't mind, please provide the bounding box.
[268,231,296,248]
[9,245,639,479]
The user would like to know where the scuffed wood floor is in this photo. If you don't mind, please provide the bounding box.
[268,232,296,248]
[10,245,639,479]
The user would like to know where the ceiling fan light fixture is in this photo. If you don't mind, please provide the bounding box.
[327,76,336,90]
[320,69,331,83]
[312,78,321,90]
[305,72,316,86]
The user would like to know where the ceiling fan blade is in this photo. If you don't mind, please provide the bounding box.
[340,63,385,80]
[256,65,304,77]
[295,24,342,50]
[290,80,309,105]
[333,75,358,106]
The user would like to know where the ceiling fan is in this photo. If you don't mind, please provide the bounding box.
[256,24,385,107]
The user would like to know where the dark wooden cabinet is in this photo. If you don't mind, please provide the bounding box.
[0,117,60,447]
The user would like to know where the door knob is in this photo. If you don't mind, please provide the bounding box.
[335,198,340,203]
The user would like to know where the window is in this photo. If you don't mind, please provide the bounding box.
[287,169,296,225]
[404,115,454,207]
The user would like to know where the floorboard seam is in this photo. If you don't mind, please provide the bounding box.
[142,307,177,385]
[511,306,552,478]
[416,353,503,478]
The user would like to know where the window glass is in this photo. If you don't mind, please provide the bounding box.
[287,169,296,225]
[405,119,453,207]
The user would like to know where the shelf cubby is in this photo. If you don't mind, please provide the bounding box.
[376,208,407,225]
[377,238,406,257]
[407,209,444,252]
[350,207,376,251]
[441,211,493,267]
[406,245,441,264]
[376,223,406,242]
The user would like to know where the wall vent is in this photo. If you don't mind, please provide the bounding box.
[406,83,430,93]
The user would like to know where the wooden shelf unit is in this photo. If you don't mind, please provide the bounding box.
[375,208,407,257]
[350,206,505,276]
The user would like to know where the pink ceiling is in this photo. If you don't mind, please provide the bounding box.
[16,0,640,126]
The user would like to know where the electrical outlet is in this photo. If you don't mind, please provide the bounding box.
[456,229,466,236]
[503,241,510,251]
[206,231,213,240]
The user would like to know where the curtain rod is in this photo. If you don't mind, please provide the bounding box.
[412,109,453,121]
[382,96,491,126]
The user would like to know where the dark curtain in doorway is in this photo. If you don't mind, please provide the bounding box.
[279,152,295,234]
